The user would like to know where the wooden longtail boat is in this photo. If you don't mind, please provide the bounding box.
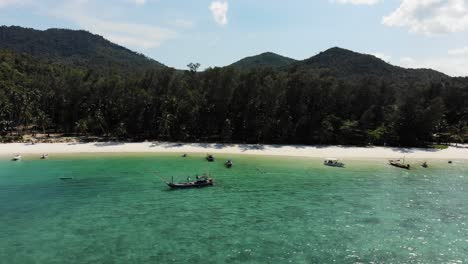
[324,158,345,168]
[166,175,214,189]
[389,159,410,170]
[206,154,214,162]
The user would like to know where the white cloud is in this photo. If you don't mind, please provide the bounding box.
[398,55,468,77]
[372,52,391,62]
[0,0,177,50]
[77,17,176,49]
[209,1,228,26]
[383,0,468,35]
[448,46,468,55]
[48,0,176,50]
[331,0,381,5]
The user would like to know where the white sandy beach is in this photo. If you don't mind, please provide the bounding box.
[0,142,467,160]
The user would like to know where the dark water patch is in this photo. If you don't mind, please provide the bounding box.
[360,217,381,225]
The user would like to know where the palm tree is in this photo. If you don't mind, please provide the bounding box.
[36,111,51,136]
[450,121,467,146]
[75,119,89,136]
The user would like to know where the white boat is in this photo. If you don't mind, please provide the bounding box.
[324,158,345,167]
[12,155,22,161]
[41,154,49,159]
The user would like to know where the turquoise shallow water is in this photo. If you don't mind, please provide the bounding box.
[0,154,467,263]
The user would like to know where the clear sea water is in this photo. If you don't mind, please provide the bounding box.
[0,154,467,263]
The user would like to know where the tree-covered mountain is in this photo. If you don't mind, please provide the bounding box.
[229,52,297,70]
[229,47,448,83]
[293,47,448,82]
[0,26,166,74]
[0,26,467,146]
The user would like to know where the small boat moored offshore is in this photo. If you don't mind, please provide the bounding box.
[324,158,345,168]
[225,160,233,168]
[12,155,22,161]
[166,175,214,189]
[389,159,410,170]
[41,154,49,159]
[206,154,214,162]
[421,161,428,168]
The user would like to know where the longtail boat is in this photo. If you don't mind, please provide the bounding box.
[389,159,410,170]
[324,158,345,168]
[206,154,214,162]
[166,175,214,189]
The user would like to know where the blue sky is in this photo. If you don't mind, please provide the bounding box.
[1,0,468,76]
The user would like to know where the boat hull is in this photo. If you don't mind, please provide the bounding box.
[324,164,344,168]
[167,182,214,189]
[389,162,410,170]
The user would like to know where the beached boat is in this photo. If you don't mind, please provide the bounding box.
[12,155,22,161]
[225,160,233,168]
[421,162,428,168]
[166,175,214,189]
[389,159,410,170]
[206,154,214,162]
[41,154,49,159]
[324,158,345,168]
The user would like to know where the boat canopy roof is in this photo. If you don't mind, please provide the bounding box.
[325,158,339,161]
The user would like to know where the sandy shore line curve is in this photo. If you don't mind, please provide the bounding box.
[1,142,467,160]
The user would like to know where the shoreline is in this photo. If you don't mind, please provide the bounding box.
[0,142,467,160]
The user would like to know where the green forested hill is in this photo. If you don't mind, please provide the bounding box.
[0,26,467,146]
[229,52,297,70]
[229,47,448,83]
[294,47,448,82]
[0,26,166,74]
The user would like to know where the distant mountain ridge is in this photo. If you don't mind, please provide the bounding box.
[295,47,448,81]
[229,52,297,69]
[0,26,166,73]
[228,47,448,82]
[0,26,451,81]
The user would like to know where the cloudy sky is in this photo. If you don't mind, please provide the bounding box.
[1,0,468,76]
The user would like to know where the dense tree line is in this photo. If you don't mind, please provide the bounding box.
[0,49,467,146]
